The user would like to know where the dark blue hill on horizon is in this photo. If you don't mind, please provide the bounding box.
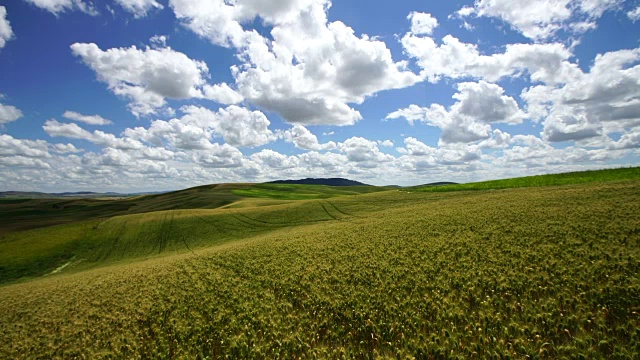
[267,178,370,186]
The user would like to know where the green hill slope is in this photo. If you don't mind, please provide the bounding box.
[0,183,391,236]
[0,178,639,358]
[0,199,357,284]
[231,183,390,200]
[0,184,245,236]
[412,166,640,192]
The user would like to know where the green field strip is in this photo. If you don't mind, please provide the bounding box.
[192,213,264,234]
[95,219,128,263]
[317,201,340,220]
[228,211,289,228]
[412,166,640,193]
[0,180,638,358]
[326,201,358,218]
[234,211,331,227]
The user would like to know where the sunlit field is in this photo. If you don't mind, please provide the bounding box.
[0,169,638,358]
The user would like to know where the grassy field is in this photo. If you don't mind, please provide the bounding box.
[412,166,640,192]
[0,183,388,236]
[0,169,638,358]
[231,183,391,200]
[0,200,354,284]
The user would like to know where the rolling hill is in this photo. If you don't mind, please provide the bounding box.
[411,166,640,192]
[0,190,160,199]
[0,168,638,358]
[267,177,370,186]
[0,183,391,236]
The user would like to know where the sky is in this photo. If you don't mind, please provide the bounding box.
[0,0,639,192]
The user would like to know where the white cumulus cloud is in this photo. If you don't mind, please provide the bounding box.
[208,105,277,147]
[408,12,438,35]
[402,33,580,85]
[171,0,420,126]
[63,111,112,125]
[201,83,244,105]
[70,42,240,116]
[43,119,145,150]
[397,137,482,170]
[388,81,527,144]
[282,125,336,151]
[191,144,244,168]
[0,102,23,124]
[170,0,324,48]
[24,0,98,16]
[629,6,640,22]
[123,105,277,149]
[541,109,601,142]
[338,137,394,167]
[386,104,428,126]
[523,48,640,142]
[251,149,299,169]
[115,0,163,18]
[0,134,51,158]
[2,0,638,191]
[456,0,622,41]
[0,6,14,49]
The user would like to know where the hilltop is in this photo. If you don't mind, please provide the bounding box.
[417,181,458,187]
[267,177,370,186]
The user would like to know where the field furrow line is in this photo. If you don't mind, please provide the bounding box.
[101,220,128,261]
[317,201,339,220]
[228,212,279,228]
[327,201,358,217]
[157,213,168,253]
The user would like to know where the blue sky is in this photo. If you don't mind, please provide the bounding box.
[0,0,639,192]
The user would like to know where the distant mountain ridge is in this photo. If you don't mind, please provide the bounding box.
[267,178,370,186]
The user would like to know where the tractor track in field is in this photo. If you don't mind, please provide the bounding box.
[228,210,335,228]
[317,201,360,220]
[131,212,152,255]
[326,201,358,217]
[181,236,195,254]
[157,212,175,253]
[229,212,290,228]
[317,202,339,220]
[156,213,168,253]
[101,220,128,261]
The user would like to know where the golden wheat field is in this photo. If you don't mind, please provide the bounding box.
[0,179,639,358]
